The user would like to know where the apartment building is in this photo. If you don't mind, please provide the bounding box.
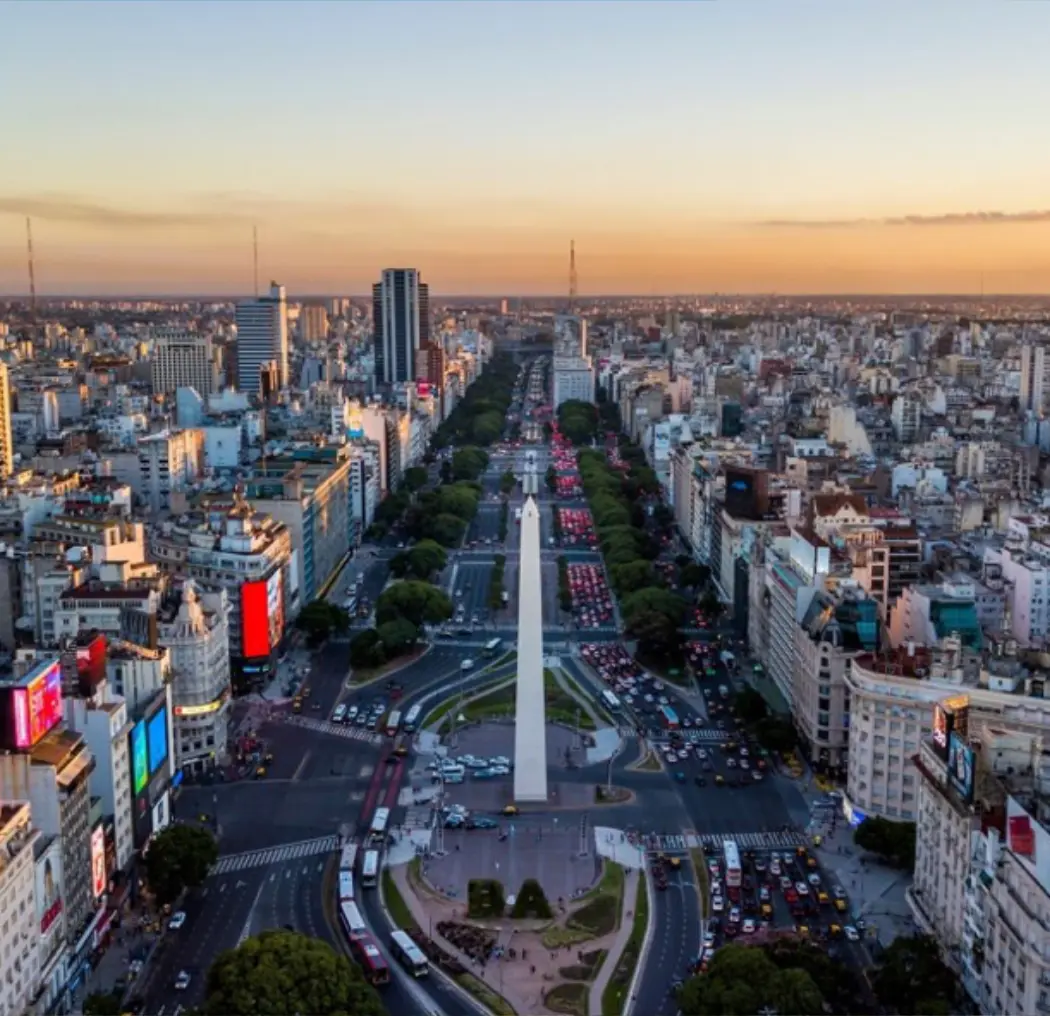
[150,328,215,396]
[0,802,41,1016]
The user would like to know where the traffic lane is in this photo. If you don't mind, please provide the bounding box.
[635,879,698,1016]
[451,560,495,623]
[140,875,263,1012]
[675,780,793,835]
[261,861,332,944]
[357,888,477,1016]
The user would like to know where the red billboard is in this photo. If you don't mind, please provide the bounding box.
[12,661,63,749]
[242,581,270,659]
[76,635,108,689]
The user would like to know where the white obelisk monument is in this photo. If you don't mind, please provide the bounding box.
[513,496,548,801]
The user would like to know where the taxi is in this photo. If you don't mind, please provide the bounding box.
[834,897,848,913]
[502,805,520,816]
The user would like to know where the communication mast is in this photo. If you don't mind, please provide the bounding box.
[26,218,36,316]
[569,239,577,313]
[252,224,259,297]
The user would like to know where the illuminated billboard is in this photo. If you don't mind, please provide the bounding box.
[131,721,148,796]
[11,661,63,750]
[76,635,108,689]
[267,570,284,654]
[242,581,269,658]
[347,402,364,439]
[90,826,106,899]
[947,732,976,803]
[933,694,970,763]
[35,837,64,939]
[147,708,168,775]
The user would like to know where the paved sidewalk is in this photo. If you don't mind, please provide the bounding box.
[78,906,159,1006]
[588,869,640,1016]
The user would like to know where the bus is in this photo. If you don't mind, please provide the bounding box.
[599,689,621,713]
[483,638,503,658]
[385,711,401,737]
[340,900,367,940]
[339,843,357,874]
[339,870,355,902]
[658,704,680,730]
[402,704,422,733]
[369,807,390,839]
[351,933,390,987]
[389,929,429,977]
[360,849,380,888]
[723,841,742,889]
[343,594,358,616]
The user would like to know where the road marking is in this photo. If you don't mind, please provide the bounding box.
[211,834,340,875]
[292,751,311,782]
[237,881,266,946]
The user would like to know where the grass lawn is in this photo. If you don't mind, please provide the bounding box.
[544,982,588,1016]
[381,869,419,933]
[349,646,427,685]
[558,948,608,982]
[690,848,710,919]
[601,875,649,1016]
[541,925,597,949]
[457,973,516,1016]
[544,669,596,730]
[567,893,619,937]
[633,750,663,772]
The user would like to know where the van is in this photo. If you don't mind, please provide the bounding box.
[461,659,474,672]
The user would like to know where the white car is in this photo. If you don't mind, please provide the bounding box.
[168,912,186,930]
[703,931,715,949]
[844,925,860,941]
[711,896,724,913]
[488,766,510,775]
[174,971,192,991]
[752,770,763,782]
[740,759,750,770]
[795,881,810,896]
[807,873,821,886]
[742,918,756,934]
[697,749,708,759]
[726,758,737,768]
[491,756,511,767]
[770,860,781,876]
[677,750,689,760]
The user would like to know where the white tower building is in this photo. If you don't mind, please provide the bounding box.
[235,282,288,393]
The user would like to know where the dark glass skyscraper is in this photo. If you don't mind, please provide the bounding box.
[373,268,429,385]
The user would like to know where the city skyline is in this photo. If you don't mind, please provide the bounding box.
[3,0,1050,295]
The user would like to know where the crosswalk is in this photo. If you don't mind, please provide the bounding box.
[211,834,341,875]
[649,728,723,743]
[284,715,383,745]
[402,805,434,831]
[643,830,810,853]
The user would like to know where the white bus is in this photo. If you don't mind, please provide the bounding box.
[389,929,429,977]
[723,841,742,889]
[599,689,621,713]
[360,849,380,888]
[338,871,355,902]
[402,704,422,733]
[483,637,503,658]
[339,843,357,874]
[369,807,390,838]
[385,711,401,737]
[340,901,368,940]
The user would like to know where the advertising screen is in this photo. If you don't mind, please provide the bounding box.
[147,708,168,775]
[131,721,148,796]
[932,704,953,760]
[266,570,284,654]
[36,838,64,937]
[90,826,106,899]
[76,635,108,688]
[12,661,63,749]
[242,581,269,659]
[947,732,975,803]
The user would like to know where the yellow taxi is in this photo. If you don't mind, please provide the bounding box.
[761,903,773,919]
[797,925,810,937]
[502,805,520,816]
[715,775,725,786]
[817,891,830,906]
[828,923,842,938]
[834,898,848,913]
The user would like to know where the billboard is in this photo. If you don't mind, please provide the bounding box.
[932,704,952,760]
[933,694,970,762]
[90,826,106,899]
[76,635,108,689]
[947,732,975,803]
[347,402,364,439]
[131,721,148,796]
[242,581,269,659]
[12,661,63,749]
[36,837,64,938]
[267,570,284,654]
[147,707,168,775]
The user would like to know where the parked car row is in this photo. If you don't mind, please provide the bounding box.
[426,754,513,784]
[566,563,614,626]
[557,507,597,546]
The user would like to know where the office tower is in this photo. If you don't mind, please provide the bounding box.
[300,304,329,342]
[1020,343,1046,414]
[0,362,13,478]
[373,269,429,385]
[236,282,288,394]
[151,328,216,396]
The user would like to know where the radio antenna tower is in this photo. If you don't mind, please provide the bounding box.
[26,218,37,316]
[569,239,578,313]
[252,225,259,297]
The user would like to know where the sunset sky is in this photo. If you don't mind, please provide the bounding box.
[2,0,1049,296]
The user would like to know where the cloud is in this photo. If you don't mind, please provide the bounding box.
[0,194,250,229]
[757,209,1050,229]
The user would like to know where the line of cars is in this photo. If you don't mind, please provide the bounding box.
[425,754,513,785]
[439,804,501,830]
[556,507,597,547]
[566,563,614,627]
[332,696,397,731]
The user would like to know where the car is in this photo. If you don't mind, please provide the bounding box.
[739,759,750,769]
[468,816,499,830]
[770,860,781,876]
[677,749,689,760]
[711,896,724,913]
[832,884,847,898]
[728,906,741,924]
[491,756,511,766]
[844,925,860,941]
[808,873,821,886]
[674,771,686,783]
[779,876,793,891]
[442,774,465,785]
[703,931,715,949]
[726,758,737,768]
[169,912,186,930]
[697,749,708,759]
[710,879,722,896]
[752,770,763,781]
[795,882,810,896]
[444,815,465,828]
[742,918,756,934]
[502,805,519,816]
[488,765,511,775]
[174,971,192,991]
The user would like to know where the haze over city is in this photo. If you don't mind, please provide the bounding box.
[3,0,1050,295]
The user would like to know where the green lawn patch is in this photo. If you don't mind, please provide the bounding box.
[457,973,516,1015]
[690,848,710,919]
[541,925,596,949]
[544,669,596,730]
[545,982,588,1015]
[573,861,623,904]
[632,750,663,772]
[567,894,618,937]
[558,948,608,982]
[601,876,649,1016]
[382,869,419,933]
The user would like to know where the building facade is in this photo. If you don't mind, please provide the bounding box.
[236,282,289,392]
[373,268,429,385]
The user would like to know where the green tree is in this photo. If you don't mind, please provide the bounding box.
[871,935,958,1015]
[432,483,480,521]
[854,817,917,870]
[452,447,489,481]
[472,411,504,446]
[145,824,218,905]
[677,944,824,1016]
[468,878,507,918]
[754,716,798,752]
[621,587,688,626]
[681,562,711,589]
[294,602,350,647]
[439,459,453,484]
[557,400,599,445]
[545,464,558,491]
[610,560,656,595]
[699,588,724,617]
[389,538,448,580]
[401,465,428,492]
[349,629,386,669]
[376,580,453,628]
[83,992,122,1016]
[511,878,553,919]
[377,617,420,656]
[500,469,517,494]
[203,929,385,1016]
[627,608,682,662]
[733,687,769,724]
[423,512,467,547]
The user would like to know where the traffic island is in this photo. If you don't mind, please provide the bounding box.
[596,873,649,1016]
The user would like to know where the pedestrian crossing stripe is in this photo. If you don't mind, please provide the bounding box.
[211,834,340,875]
[643,830,809,853]
[649,729,723,743]
[286,715,383,745]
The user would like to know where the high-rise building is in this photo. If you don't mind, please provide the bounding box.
[151,328,216,396]
[373,269,429,385]
[1019,342,1046,414]
[300,304,329,342]
[0,362,13,478]
[235,282,288,393]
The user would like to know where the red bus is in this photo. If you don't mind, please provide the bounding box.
[350,932,390,987]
